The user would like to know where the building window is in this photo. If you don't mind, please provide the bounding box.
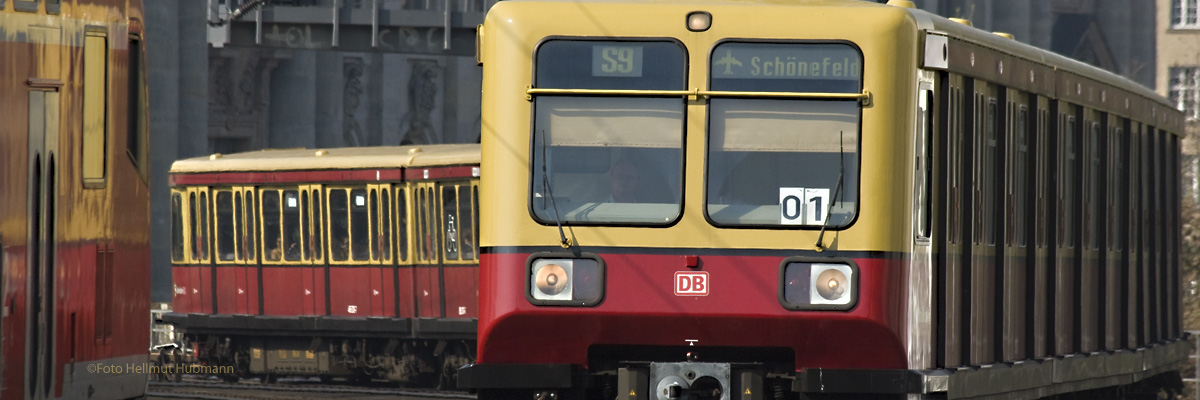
[1174,0,1200,27]
[1169,67,1200,120]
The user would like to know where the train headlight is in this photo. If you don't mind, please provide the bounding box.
[779,259,857,311]
[528,254,605,306]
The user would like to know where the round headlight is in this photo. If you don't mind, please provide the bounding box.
[535,263,569,295]
[815,268,848,301]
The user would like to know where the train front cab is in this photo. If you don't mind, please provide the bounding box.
[462,1,1190,399]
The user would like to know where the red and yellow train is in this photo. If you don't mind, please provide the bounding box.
[0,0,150,399]
[164,145,479,386]
[459,0,1190,399]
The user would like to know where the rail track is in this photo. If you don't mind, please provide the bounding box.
[147,376,476,400]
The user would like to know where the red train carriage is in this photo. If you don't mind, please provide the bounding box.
[461,0,1190,399]
[0,0,151,399]
[164,144,479,386]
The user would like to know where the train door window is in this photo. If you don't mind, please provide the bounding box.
[1112,122,1125,251]
[1015,105,1029,246]
[369,189,381,261]
[532,40,686,225]
[243,189,257,261]
[309,187,323,262]
[378,186,393,262]
[82,29,107,187]
[126,35,147,178]
[1036,107,1050,248]
[262,190,282,262]
[351,189,370,261]
[396,187,410,263]
[301,190,313,261]
[282,190,303,262]
[215,190,236,262]
[441,185,460,261]
[949,85,963,244]
[188,192,198,261]
[329,189,350,262]
[197,190,211,261]
[1087,120,1101,250]
[1059,111,1077,248]
[914,87,933,241]
[171,191,185,262]
[234,192,245,261]
[459,183,477,260]
[976,95,997,245]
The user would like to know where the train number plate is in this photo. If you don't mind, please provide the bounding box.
[674,271,709,296]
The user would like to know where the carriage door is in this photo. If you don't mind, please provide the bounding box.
[27,86,60,400]
[366,184,393,317]
[413,181,443,318]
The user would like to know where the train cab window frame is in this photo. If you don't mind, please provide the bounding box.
[528,38,688,226]
[82,28,108,188]
[705,41,864,229]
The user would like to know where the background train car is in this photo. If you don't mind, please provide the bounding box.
[460,0,1189,399]
[163,144,479,387]
[0,1,151,400]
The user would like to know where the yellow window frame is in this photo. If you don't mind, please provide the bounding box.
[368,184,394,264]
[412,181,439,265]
[326,186,379,265]
[438,180,479,265]
[185,186,211,264]
[395,185,412,265]
[212,188,240,265]
[302,185,324,263]
[170,189,188,263]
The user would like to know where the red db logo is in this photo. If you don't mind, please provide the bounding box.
[674,271,709,296]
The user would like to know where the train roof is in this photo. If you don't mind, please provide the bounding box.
[170,144,481,174]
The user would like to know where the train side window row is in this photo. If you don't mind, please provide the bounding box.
[170,181,478,265]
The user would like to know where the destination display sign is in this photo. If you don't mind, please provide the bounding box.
[710,42,862,93]
[592,45,644,77]
[711,43,861,80]
[536,40,685,90]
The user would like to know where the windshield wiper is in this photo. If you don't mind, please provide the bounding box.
[539,130,572,248]
[815,131,845,252]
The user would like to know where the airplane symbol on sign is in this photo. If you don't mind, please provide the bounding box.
[714,50,742,75]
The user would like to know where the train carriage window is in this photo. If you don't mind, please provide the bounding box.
[82,30,107,187]
[369,189,380,260]
[443,186,460,261]
[171,192,184,262]
[302,193,312,260]
[706,42,862,227]
[1059,114,1077,248]
[979,97,997,245]
[330,189,350,262]
[216,191,236,262]
[244,190,256,261]
[1015,106,1029,246]
[351,189,370,261]
[1088,122,1101,250]
[417,188,434,261]
[311,189,322,261]
[397,188,409,262]
[127,36,146,177]
[198,191,210,261]
[460,185,476,260]
[381,189,392,261]
[531,39,686,225]
[282,190,302,261]
[235,192,245,261]
[263,190,282,262]
[1037,108,1050,248]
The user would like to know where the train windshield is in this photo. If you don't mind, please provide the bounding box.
[705,42,862,228]
[530,40,687,225]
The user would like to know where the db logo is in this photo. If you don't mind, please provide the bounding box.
[674,271,709,296]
